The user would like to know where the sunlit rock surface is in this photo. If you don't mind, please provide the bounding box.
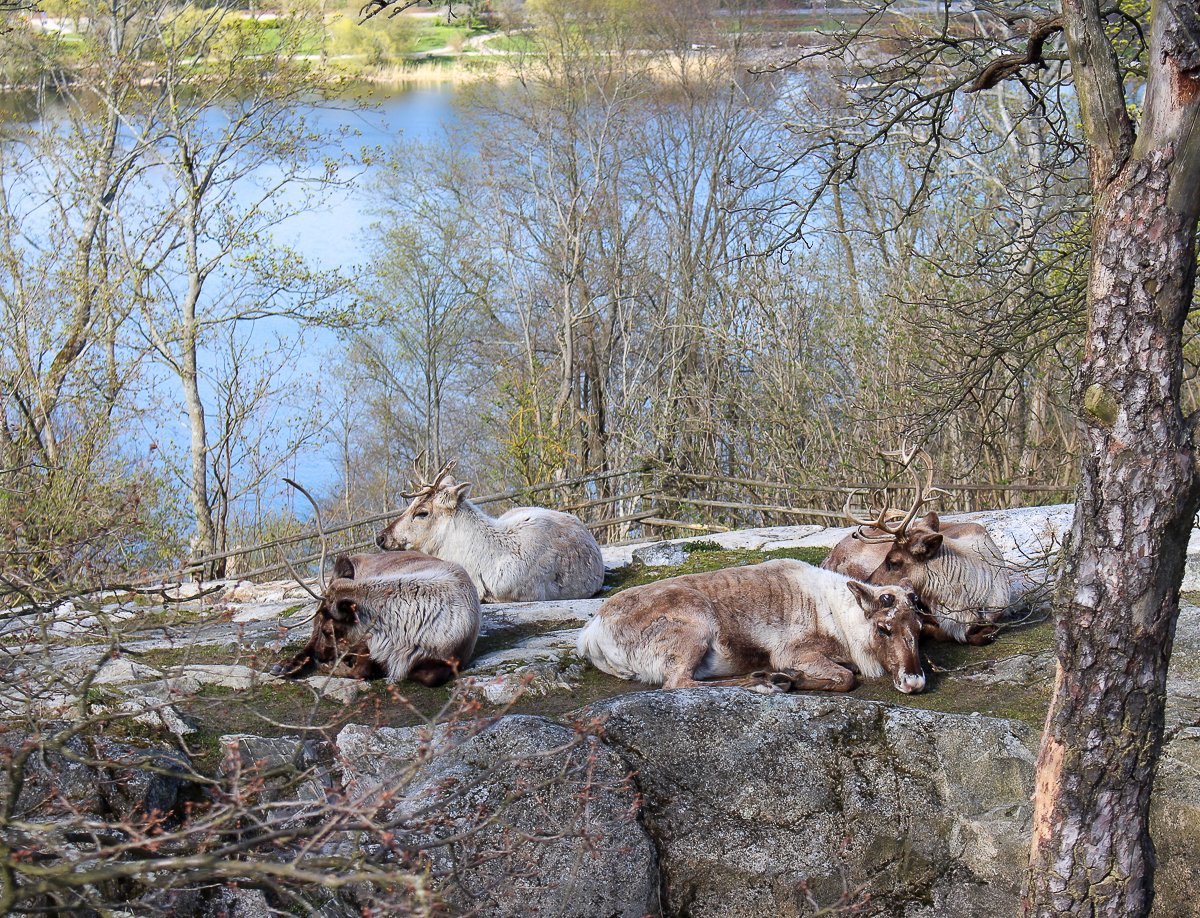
[336,715,660,918]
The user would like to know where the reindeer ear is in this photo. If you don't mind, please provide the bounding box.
[910,532,943,560]
[333,555,355,580]
[846,580,875,612]
[921,511,940,531]
[434,479,470,508]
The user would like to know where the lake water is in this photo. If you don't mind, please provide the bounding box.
[269,84,465,491]
[273,83,462,271]
[1,80,466,500]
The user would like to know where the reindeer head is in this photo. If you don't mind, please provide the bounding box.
[318,560,400,634]
[840,444,949,594]
[376,460,473,552]
[846,578,927,694]
[320,584,364,627]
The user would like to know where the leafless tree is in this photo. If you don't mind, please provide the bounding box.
[126,1,349,572]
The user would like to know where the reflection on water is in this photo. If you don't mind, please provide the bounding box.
[0,80,464,275]
[0,89,43,123]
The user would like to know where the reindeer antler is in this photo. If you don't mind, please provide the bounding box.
[844,444,950,544]
[399,459,459,500]
[279,477,331,602]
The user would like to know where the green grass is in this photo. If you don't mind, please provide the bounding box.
[849,616,1056,729]
[602,544,832,594]
[256,26,325,56]
[486,33,534,53]
[409,23,485,53]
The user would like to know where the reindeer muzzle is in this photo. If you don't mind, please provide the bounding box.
[894,671,927,694]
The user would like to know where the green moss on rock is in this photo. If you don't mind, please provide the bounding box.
[603,545,832,595]
[850,617,1056,729]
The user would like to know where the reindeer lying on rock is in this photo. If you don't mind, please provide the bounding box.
[577,560,927,694]
[822,445,1011,645]
[376,462,606,603]
[278,552,481,687]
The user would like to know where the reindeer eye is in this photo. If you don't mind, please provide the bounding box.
[886,558,901,570]
[414,510,429,519]
[880,593,895,607]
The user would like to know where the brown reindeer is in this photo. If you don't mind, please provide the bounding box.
[578,560,927,695]
[276,554,395,680]
[822,445,1011,645]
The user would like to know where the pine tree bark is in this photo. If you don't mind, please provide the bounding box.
[1025,0,1200,914]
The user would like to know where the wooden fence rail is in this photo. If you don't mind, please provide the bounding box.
[664,470,1071,494]
[148,465,1073,586]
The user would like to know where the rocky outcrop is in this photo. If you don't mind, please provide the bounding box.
[5,505,1200,917]
[587,689,1035,917]
[1,727,203,828]
[578,684,1199,918]
[336,715,660,918]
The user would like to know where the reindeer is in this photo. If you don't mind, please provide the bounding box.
[278,551,481,686]
[277,553,421,679]
[273,479,480,686]
[376,461,606,603]
[821,445,1012,645]
[577,560,927,695]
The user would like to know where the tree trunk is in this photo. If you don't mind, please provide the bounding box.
[182,331,218,571]
[1025,2,1200,912]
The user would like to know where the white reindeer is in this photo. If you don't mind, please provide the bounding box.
[294,551,481,686]
[376,462,606,603]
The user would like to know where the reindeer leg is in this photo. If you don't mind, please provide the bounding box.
[274,641,318,678]
[965,624,999,646]
[920,619,958,642]
[661,640,718,690]
[661,628,731,690]
[684,670,794,693]
[346,644,384,681]
[409,659,457,687]
[771,648,857,693]
[921,617,998,645]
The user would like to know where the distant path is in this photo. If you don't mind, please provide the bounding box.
[407,28,522,59]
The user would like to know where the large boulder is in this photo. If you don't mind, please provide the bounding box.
[586,689,1035,917]
[584,687,1200,918]
[0,725,202,828]
[336,715,660,918]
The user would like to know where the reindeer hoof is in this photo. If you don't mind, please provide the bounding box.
[748,671,794,694]
[966,625,999,646]
[269,663,284,676]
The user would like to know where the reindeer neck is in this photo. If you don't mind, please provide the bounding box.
[826,587,884,678]
[433,501,509,556]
